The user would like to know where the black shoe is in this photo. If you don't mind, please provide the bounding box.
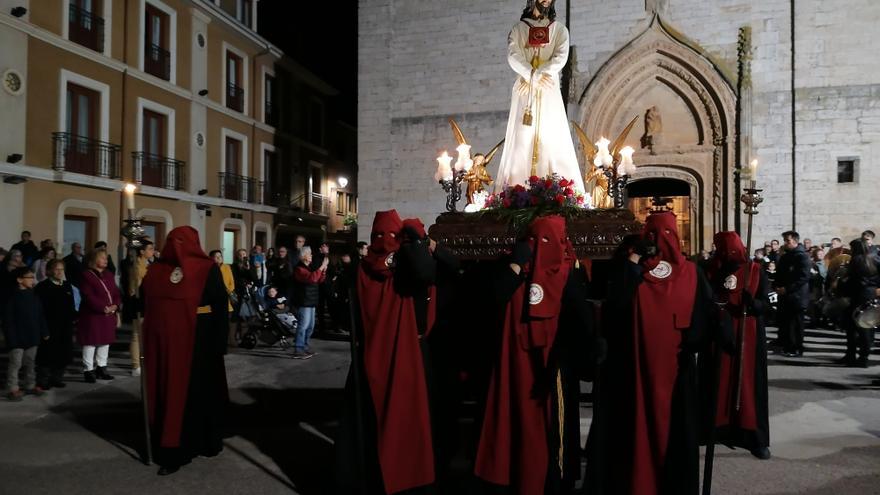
[84,371,97,383]
[49,379,67,389]
[750,447,772,460]
[783,350,803,358]
[855,358,869,368]
[95,367,115,380]
[836,355,857,366]
[201,446,223,458]
[157,465,180,476]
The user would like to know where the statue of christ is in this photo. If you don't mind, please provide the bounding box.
[494,0,584,192]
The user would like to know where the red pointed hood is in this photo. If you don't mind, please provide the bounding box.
[364,210,403,277]
[642,211,685,282]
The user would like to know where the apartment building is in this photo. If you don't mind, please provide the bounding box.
[0,0,357,262]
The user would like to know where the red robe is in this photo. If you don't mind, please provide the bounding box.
[358,210,434,494]
[709,231,763,432]
[475,215,571,494]
[142,227,215,448]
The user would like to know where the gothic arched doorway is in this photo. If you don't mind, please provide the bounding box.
[626,177,694,254]
[576,15,737,251]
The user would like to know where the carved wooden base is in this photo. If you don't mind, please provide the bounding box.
[428,209,642,261]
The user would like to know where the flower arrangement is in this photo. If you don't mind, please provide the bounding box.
[484,174,588,210]
[343,213,358,228]
[477,174,592,233]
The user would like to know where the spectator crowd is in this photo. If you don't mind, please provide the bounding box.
[1,229,369,401]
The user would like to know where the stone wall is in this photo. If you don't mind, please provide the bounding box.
[358,0,880,246]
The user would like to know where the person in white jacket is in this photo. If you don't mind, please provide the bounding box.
[494,0,584,192]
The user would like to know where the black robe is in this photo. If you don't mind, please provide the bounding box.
[151,265,230,468]
[584,260,713,495]
[34,279,77,370]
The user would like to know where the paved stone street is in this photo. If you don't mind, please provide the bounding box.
[1,326,879,494]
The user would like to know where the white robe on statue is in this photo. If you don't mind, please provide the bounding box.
[494,18,584,192]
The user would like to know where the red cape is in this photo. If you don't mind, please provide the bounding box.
[710,262,762,430]
[630,212,697,494]
[475,216,570,493]
[141,227,214,448]
[358,261,434,494]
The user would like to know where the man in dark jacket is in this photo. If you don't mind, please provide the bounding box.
[775,231,812,357]
[62,242,86,288]
[11,231,39,268]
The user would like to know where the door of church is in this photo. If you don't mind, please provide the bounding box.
[626,178,692,255]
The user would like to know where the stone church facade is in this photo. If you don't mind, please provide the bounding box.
[358,0,880,250]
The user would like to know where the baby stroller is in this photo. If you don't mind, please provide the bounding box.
[239,285,298,350]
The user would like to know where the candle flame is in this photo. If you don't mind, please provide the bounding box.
[124,183,137,194]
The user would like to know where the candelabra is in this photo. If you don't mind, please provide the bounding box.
[121,213,146,249]
[439,169,467,213]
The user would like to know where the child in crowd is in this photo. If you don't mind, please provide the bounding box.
[4,267,49,401]
[266,286,297,336]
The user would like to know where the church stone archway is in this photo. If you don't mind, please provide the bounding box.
[577,16,737,251]
[626,167,702,254]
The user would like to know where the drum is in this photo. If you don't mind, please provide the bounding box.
[854,298,880,329]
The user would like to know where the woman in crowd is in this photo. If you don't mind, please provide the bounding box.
[32,247,57,283]
[0,249,25,321]
[120,241,154,376]
[209,250,236,347]
[78,249,122,383]
[35,259,77,389]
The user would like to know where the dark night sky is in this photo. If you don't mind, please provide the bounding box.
[257,1,357,125]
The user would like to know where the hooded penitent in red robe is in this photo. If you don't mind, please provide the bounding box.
[707,231,768,446]
[630,212,698,494]
[357,210,434,494]
[142,226,215,448]
[475,215,572,494]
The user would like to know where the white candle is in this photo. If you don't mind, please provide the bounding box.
[123,183,137,211]
[435,151,453,181]
[618,146,636,176]
[454,143,472,172]
[748,159,758,188]
[595,137,612,168]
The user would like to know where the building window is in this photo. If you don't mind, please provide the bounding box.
[61,83,102,176]
[141,220,165,250]
[68,0,105,52]
[264,73,275,126]
[222,228,239,264]
[63,215,97,254]
[336,192,356,215]
[837,157,857,183]
[237,0,253,28]
[226,51,244,112]
[144,4,171,80]
[263,148,277,204]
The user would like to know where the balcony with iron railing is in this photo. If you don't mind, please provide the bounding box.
[290,193,332,217]
[52,132,121,179]
[219,172,259,203]
[132,152,185,191]
[262,182,288,207]
[226,83,244,112]
[68,4,104,52]
[145,43,171,81]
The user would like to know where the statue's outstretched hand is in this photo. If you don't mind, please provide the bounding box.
[538,74,555,90]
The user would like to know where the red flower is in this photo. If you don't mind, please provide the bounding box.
[500,191,506,198]
[529,175,540,183]
[564,187,574,197]
[530,196,540,205]
[559,179,570,187]
[544,179,553,188]
[577,195,584,204]
[555,194,565,205]
[514,184,526,193]
[503,198,512,208]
